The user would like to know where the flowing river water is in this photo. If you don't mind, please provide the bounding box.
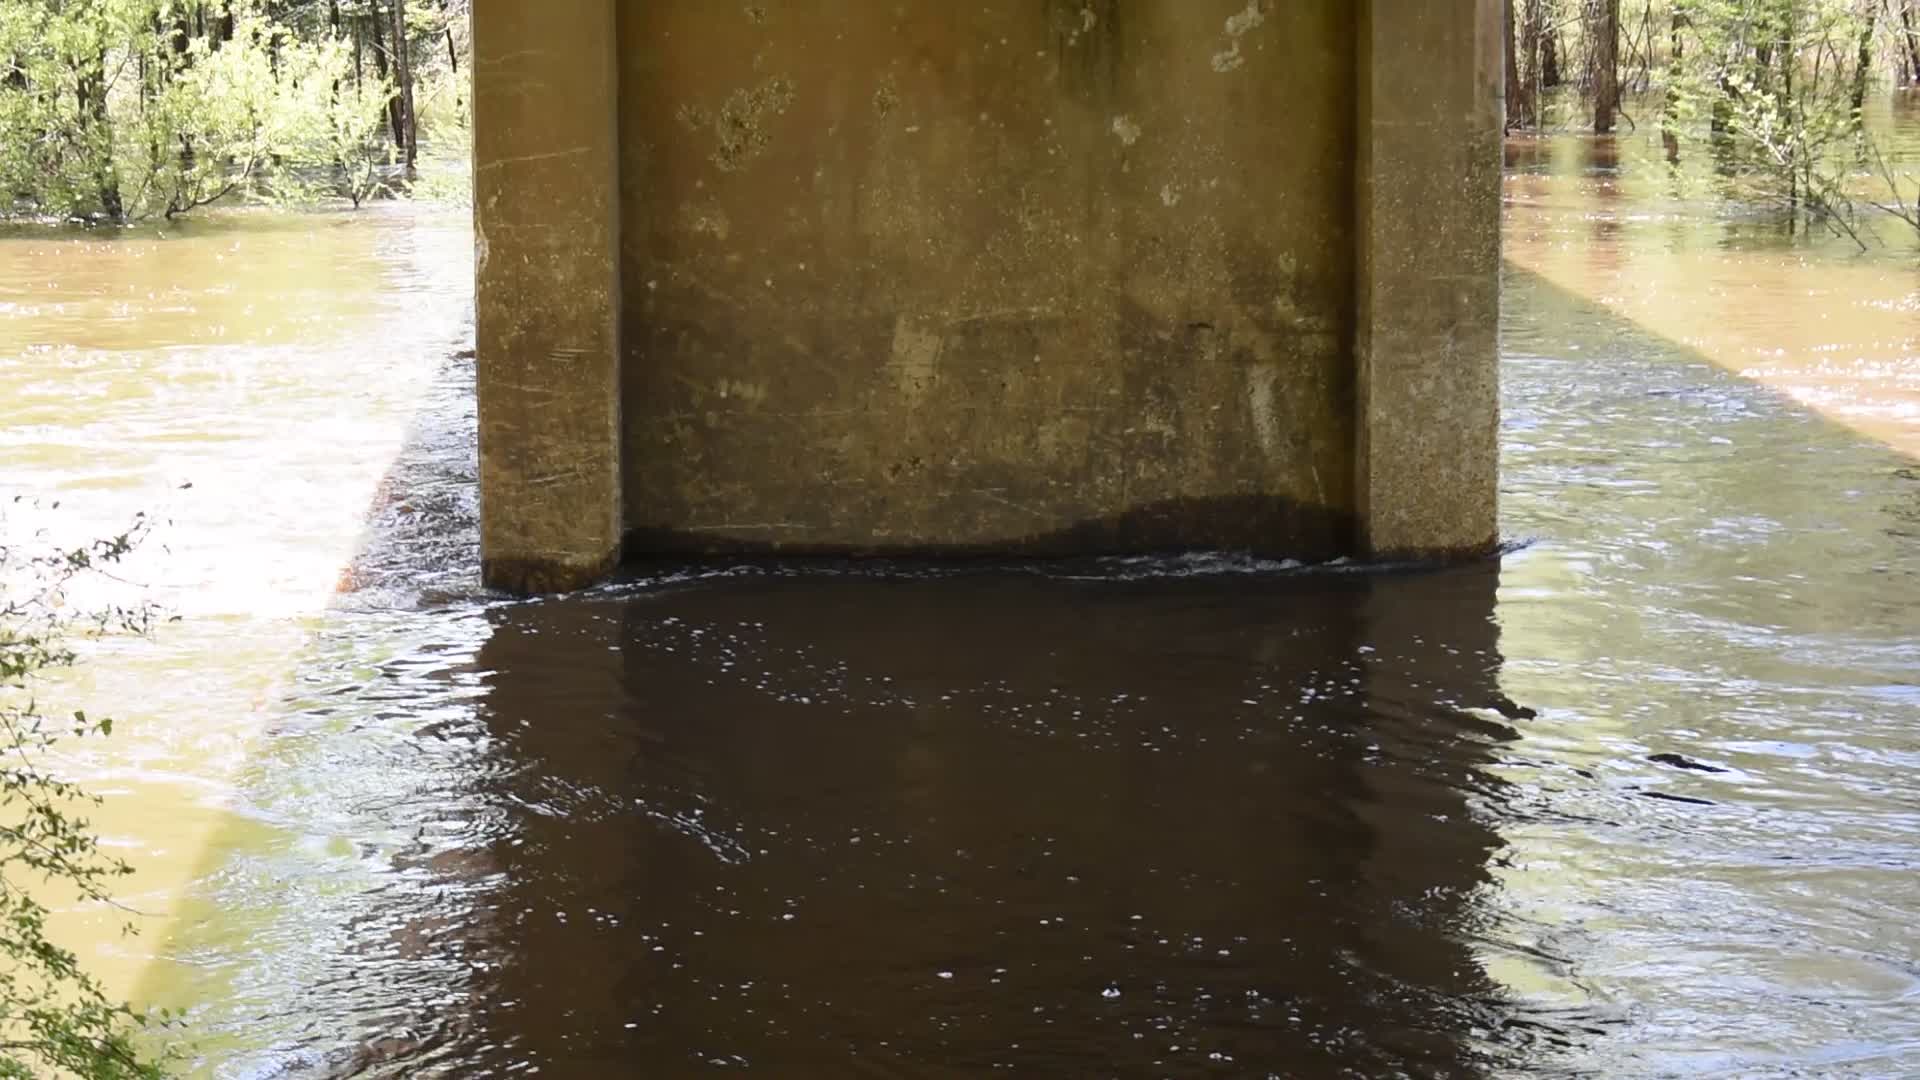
[5,115,1920,1076]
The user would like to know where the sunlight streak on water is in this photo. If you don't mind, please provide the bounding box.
[1503,127,1920,459]
[0,205,476,1004]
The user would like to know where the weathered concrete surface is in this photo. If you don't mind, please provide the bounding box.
[618,2,1357,557]
[473,0,1502,590]
[1355,0,1504,559]
[472,1,623,593]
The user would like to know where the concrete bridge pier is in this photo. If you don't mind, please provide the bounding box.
[473,1,1501,594]
[471,3,624,593]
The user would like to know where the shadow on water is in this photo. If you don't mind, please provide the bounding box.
[295,279,1920,1076]
[130,236,1920,1078]
[133,340,1536,1077]
[424,558,1524,1076]
[354,261,1920,1078]
[132,265,1920,1077]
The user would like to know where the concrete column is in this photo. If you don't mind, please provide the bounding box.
[472,1,623,594]
[1355,0,1504,559]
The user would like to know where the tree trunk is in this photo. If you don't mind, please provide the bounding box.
[367,1,405,150]
[388,0,418,173]
[1780,14,1798,220]
[1594,0,1619,133]
[1637,0,1653,92]
[168,10,191,60]
[1542,27,1563,88]
[1662,9,1685,160]
[1855,4,1877,123]
[437,0,459,74]
[1520,0,1545,123]
[76,51,122,220]
[1903,2,1920,87]
[1505,0,1527,130]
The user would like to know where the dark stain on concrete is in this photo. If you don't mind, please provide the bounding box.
[623,494,1354,562]
[483,548,624,596]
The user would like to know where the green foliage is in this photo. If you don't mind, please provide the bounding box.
[269,29,399,208]
[1509,0,1911,238]
[1665,0,1874,231]
[0,0,395,221]
[0,504,170,1079]
[407,63,469,207]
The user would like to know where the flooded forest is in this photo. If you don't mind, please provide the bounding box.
[6,1,1920,1077]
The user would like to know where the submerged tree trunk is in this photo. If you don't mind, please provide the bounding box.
[1520,0,1545,123]
[1620,0,1652,93]
[1903,2,1920,86]
[1594,0,1620,133]
[1855,4,1877,126]
[367,1,405,151]
[439,0,459,74]
[388,0,417,174]
[1505,0,1528,130]
[1640,0,1654,91]
[76,50,122,220]
[1780,14,1799,222]
[1662,9,1685,161]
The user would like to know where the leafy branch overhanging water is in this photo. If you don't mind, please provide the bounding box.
[0,505,171,1079]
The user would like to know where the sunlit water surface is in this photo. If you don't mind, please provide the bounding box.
[2,116,1920,1076]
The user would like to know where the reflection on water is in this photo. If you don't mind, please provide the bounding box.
[6,115,1920,1076]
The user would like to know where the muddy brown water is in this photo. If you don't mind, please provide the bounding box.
[5,116,1920,1076]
